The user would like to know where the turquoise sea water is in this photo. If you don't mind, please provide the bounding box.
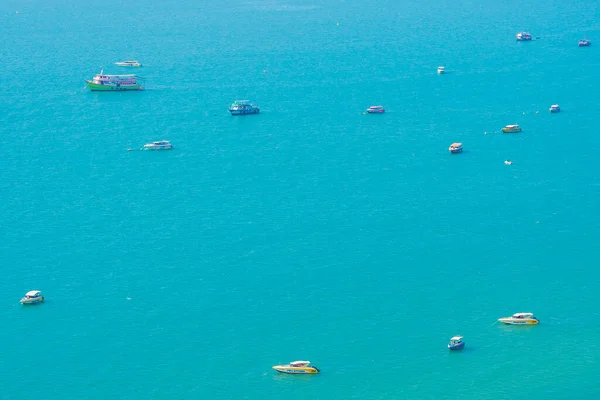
[2,0,600,398]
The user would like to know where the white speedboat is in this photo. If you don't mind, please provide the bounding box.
[516,32,532,41]
[115,60,142,67]
[272,361,320,374]
[20,290,44,304]
[498,312,539,325]
[366,105,385,114]
[143,140,173,150]
[437,66,446,74]
[449,142,463,153]
[549,104,560,113]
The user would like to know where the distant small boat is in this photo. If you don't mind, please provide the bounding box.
[549,104,561,113]
[437,66,446,74]
[229,100,260,115]
[449,142,463,153]
[504,160,513,165]
[448,336,465,350]
[516,32,532,41]
[115,60,142,67]
[143,140,173,150]
[578,39,592,47]
[498,312,539,325]
[502,124,521,133]
[272,361,320,374]
[20,290,44,304]
[366,105,385,114]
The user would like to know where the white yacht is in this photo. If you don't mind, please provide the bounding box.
[437,66,446,74]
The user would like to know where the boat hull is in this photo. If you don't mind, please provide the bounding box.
[20,297,44,304]
[502,128,521,133]
[272,366,319,374]
[86,81,143,91]
[144,146,173,150]
[229,109,259,115]
[449,148,463,153]
[498,318,539,325]
[367,110,385,114]
[448,342,465,350]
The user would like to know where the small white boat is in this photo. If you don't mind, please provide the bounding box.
[502,124,521,133]
[143,140,173,150]
[449,142,463,153]
[504,160,513,165]
[366,105,385,114]
[437,66,446,74]
[516,32,532,41]
[498,312,539,325]
[272,360,320,374]
[115,60,142,67]
[549,104,560,113]
[20,290,44,304]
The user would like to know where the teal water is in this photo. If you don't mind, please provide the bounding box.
[2,0,600,398]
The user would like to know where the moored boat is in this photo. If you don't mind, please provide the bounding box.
[549,104,560,113]
[498,312,539,325]
[229,100,260,115]
[272,361,320,374]
[437,66,446,74]
[86,69,143,91]
[449,142,463,153]
[516,32,532,41]
[20,290,44,304]
[578,39,592,47]
[115,60,142,67]
[143,140,173,150]
[366,105,385,114]
[502,124,521,133]
[448,336,465,350]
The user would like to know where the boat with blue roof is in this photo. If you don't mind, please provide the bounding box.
[229,100,260,115]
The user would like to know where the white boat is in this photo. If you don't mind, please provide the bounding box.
[549,104,560,113]
[504,160,513,165]
[437,66,446,74]
[115,60,142,67]
[20,290,44,304]
[229,100,260,115]
[366,105,385,113]
[516,32,532,41]
[143,140,173,150]
[498,312,539,325]
[449,142,463,153]
[272,360,320,374]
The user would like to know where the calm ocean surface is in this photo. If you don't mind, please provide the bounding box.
[2,0,600,398]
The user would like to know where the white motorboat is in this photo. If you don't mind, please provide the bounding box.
[115,60,142,67]
[20,290,44,304]
[498,312,539,325]
[143,140,173,150]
